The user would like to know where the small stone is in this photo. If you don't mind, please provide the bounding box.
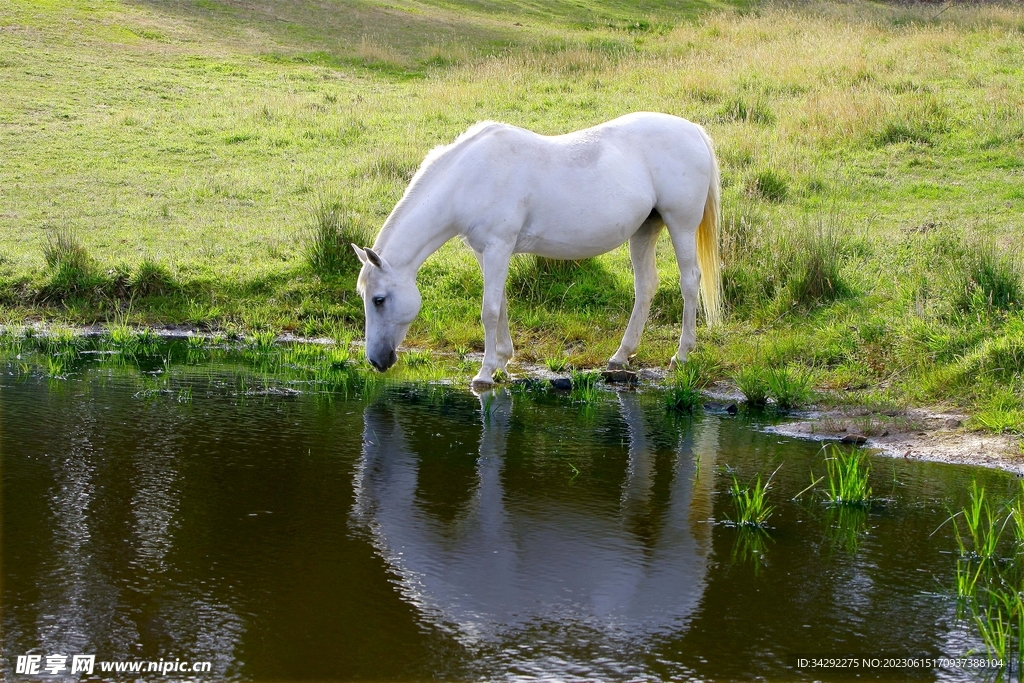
[726,403,738,415]
[944,418,962,429]
[601,369,637,384]
[549,378,572,390]
[705,401,725,411]
[881,430,889,437]
[841,433,868,445]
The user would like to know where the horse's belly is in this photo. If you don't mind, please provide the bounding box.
[514,229,632,260]
[514,196,652,260]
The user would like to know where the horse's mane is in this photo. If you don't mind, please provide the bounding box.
[372,120,503,253]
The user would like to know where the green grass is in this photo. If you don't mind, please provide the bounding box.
[545,355,570,373]
[249,330,278,353]
[2,0,1024,427]
[305,193,376,280]
[945,480,1024,677]
[765,366,813,410]
[733,365,768,406]
[665,359,713,413]
[569,369,601,404]
[728,469,777,528]
[822,444,872,506]
[949,481,1007,562]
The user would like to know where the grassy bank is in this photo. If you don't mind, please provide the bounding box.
[2,0,1023,428]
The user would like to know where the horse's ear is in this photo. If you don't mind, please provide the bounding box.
[363,247,386,270]
[351,244,368,264]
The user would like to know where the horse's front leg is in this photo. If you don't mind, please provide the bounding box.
[472,247,513,387]
[472,249,514,371]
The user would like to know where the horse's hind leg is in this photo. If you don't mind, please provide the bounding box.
[661,208,704,369]
[609,217,663,369]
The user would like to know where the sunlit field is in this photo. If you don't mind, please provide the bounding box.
[2,0,1023,425]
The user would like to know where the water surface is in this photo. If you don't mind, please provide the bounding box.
[1,350,1013,681]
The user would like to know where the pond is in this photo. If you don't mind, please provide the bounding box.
[0,338,1018,681]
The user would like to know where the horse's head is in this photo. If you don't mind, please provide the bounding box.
[353,245,421,372]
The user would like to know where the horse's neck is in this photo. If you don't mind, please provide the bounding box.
[376,183,457,276]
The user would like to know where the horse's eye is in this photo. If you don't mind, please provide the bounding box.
[372,296,386,307]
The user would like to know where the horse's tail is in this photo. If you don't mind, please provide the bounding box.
[695,125,723,327]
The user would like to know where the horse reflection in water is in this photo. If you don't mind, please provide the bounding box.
[352,390,719,677]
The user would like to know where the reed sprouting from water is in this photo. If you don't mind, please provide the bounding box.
[822,444,872,506]
[950,481,1006,562]
[1009,480,1024,551]
[728,468,778,528]
[105,324,160,357]
[570,370,600,405]
[940,479,1024,677]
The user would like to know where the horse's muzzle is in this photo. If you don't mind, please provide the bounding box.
[368,348,397,372]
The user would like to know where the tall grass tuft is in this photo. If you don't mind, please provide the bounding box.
[787,223,853,307]
[43,226,90,272]
[748,169,788,203]
[875,120,932,146]
[665,365,703,413]
[717,96,774,125]
[765,366,813,409]
[949,481,1006,562]
[973,587,1024,671]
[249,330,277,354]
[822,444,872,505]
[570,369,600,404]
[305,194,375,279]
[728,468,778,528]
[106,325,160,357]
[41,226,101,299]
[107,324,139,354]
[733,365,769,406]
[954,558,989,602]
[545,355,570,373]
[1010,480,1024,550]
[665,358,715,413]
[952,240,1022,315]
[38,327,82,356]
[130,258,177,297]
[947,480,1024,677]
[46,354,71,378]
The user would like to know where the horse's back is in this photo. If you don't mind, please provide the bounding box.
[464,113,712,201]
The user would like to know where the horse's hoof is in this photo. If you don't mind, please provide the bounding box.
[471,376,495,389]
[668,355,678,371]
[607,360,627,371]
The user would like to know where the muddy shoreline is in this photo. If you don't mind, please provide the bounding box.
[496,363,1023,476]
[764,407,1023,475]
[7,322,1022,474]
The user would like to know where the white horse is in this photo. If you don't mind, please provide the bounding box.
[353,111,722,386]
